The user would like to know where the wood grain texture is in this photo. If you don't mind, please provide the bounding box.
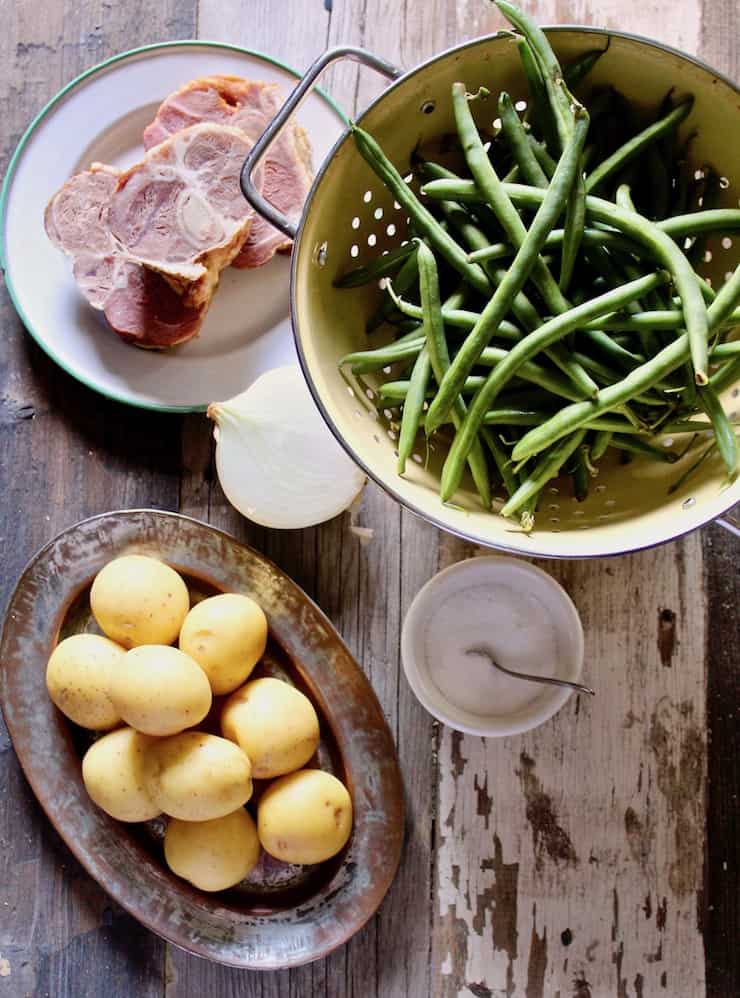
[0,0,194,994]
[0,0,737,994]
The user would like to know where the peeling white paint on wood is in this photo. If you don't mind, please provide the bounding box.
[433,534,707,998]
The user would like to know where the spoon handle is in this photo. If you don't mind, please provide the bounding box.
[466,646,595,696]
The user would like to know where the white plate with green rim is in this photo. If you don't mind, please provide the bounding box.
[0,42,346,413]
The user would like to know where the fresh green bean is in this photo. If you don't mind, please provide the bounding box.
[366,249,419,332]
[571,446,591,501]
[496,0,578,151]
[527,134,557,177]
[590,429,613,460]
[669,440,720,493]
[427,103,591,433]
[466,225,644,263]
[511,266,740,462]
[698,385,739,477]
[564,46,608,90]
[466,242,513,263]
[711,342,740,361]
[335,241,416,288]
[500,430,588,517]
[386,284,522,338]
[561,172,586,292]
[593,308,740,333]
[616,183,636,212]
[438,271,669,500]
[609,434,678,462]
[351,125,492,296]
[379,376,488,401]
[516,38,559,153]
[481,428,518,497]
[340,337,426,373]
[498,92,548,188]
[709,354,740,394]
[483,410,637,432]
[416,240,491,507]
[579,328,645,369]
[585,99,693,193]
[659,208,740,240]
[397,347,432,473]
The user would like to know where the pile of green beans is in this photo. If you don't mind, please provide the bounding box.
[334,0,740,530]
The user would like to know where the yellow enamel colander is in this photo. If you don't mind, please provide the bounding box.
[242,31,739,558]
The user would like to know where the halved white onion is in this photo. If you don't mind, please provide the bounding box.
[208,366,366,529]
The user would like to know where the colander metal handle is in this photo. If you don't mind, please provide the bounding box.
[240,46,403,239]
[716,503,740,537]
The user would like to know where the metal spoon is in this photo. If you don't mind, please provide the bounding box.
[465,645,595,696]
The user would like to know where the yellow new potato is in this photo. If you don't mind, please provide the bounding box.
[90,555,190,648]
[258,769,352,865]
[82,727,160,822]
[164,809,260,891]
[46,633,123,730]
[179,593,267,694]
[145,731,253,821]
[109,645,211,736]
[221,677,319,779]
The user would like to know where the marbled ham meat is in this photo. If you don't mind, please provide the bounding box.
[45,122,261,348]
[143,76,313,268]
[45,165,204,348]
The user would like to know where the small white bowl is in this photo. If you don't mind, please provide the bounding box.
[401,556,585,737]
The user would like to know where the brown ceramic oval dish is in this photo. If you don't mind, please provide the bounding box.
[0,509,404,968]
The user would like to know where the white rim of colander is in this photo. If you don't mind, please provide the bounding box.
[291,26,740,559]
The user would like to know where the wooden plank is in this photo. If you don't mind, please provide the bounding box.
[0,0,195,995]
[424,2,719,996]
[167,2,442,995]
[433,536,707,998]
[703,524,740,998]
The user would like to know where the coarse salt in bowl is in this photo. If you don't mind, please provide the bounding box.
[401,556,585,737]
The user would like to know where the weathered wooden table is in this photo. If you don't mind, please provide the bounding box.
[1,1,738,995]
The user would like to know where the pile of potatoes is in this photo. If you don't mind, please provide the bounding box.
[46,554,353,892]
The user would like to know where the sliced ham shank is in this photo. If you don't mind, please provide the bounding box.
[45,122,263,348]
[45,165,204,348]
[143,76,313,269]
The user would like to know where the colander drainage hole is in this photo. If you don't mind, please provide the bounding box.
[420,100,435,114]
[350,244,359,258]
[721,236,733,249]
[604,498,617,508]
[412,453,423,464]
[386,223,397,236]
[573,509,584,517]
[548,486,559,495]
[351,216,360,230]
[719,176,729,189]
[374,207,384,220]
[682,497,696,509]
[363,190,373,203]
[367,234,377,247]
[704,249,712,263]
[547,503,559,512]
[515,99,527,112]
[595,484,607,493]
